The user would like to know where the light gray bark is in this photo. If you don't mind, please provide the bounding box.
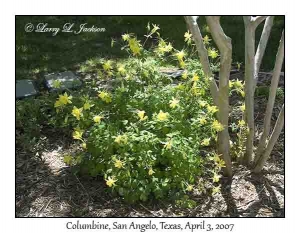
[255,30,284,162]
[243,16,268,165]
[253,104,284,173]
[254,16,274,89]
[251,16,268,28]
[184,16,219,104]
[206,16,232,177]
[243,17,256,165]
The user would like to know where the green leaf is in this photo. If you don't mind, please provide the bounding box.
[63,155,72,165]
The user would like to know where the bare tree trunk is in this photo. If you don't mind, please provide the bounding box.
[206,16,232,177]
[254,16,274,89]
[184,16,219,104]
[243,16,268,165]
[255,30,284,162]
[253,104,284,173]
[243,17,256,165]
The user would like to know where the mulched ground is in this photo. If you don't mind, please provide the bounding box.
[16,72,284,217]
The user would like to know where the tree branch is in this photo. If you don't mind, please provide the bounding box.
[254,16,274,89]
[184,16,219,104]
[255,30,284,161]
[253,104,284,173]
[206,16,232,176]
[251,16,268,28]
[243,16,256,165]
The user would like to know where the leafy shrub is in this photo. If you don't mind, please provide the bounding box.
[16,96,55,151]
[255,86,284,100]
[53,24,225,203]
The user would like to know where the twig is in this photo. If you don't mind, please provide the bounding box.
[36,199,52,217]
[139,204,159,217]
[74,174,92,205]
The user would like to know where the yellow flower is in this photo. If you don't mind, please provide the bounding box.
[176,83,185,91]
[165,43,173,52]
[137,110,148,121]
[203,35,211,45]
[122,33,130,41]
[156,41,173,55]
[114,135,122,144]
[148,168,155,176]
[93,115,103,123]
[234,80,244,88]
[117,65,126,76]
[114,159,124,169]
[164,139,172,150]
[229,80,233,88]
[175,50,185,61]
[83,101,94,110]
[212,185,221,195]
[201,138,211,146]
[182,71,188,79]
[157,110,169,121]
[238,120,246,127]
[106,176,117,187]
[191,86,200,96]
[217,159,226,168]
[208,48,219,59]
[151,24,160,34]
[73,128,83,140]
[184,31,192,44]
[179,60,185,68]
[199,101,207,107]
[207,105,219,114]
[128,38,142,56]
[169,97,180,109]
[239,90,245,97]
[98,91,112,103]
[72,106,83,120]
[212,120,224,132]
[192,74,200,82]
[186,184,194,192]
[199,117,207,125]
[53,80,61,88]
[240,104,246,112]
[58,92,72,106]
[213,173,221,183]
[82,142,87,149]
[103,60,113,71]
[114,134,128,145]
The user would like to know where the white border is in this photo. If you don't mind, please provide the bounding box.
[1,1,299,232]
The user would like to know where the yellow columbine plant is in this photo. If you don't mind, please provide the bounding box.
[212,120,224,132]
[157,110,169,121]
[169,97,180,109]
[98,91,112,103]
[137,110,148,121]
[54,92,72,108]
[106,177,117,187]
[93,115,104,123]
[72,106,83,120]
[50,26,224,204]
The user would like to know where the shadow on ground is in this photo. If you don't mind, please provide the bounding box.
[16,127,284,217]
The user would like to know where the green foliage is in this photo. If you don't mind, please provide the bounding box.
[255,86,285,100]
[53,26,225,203]
[16,96,55,151]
